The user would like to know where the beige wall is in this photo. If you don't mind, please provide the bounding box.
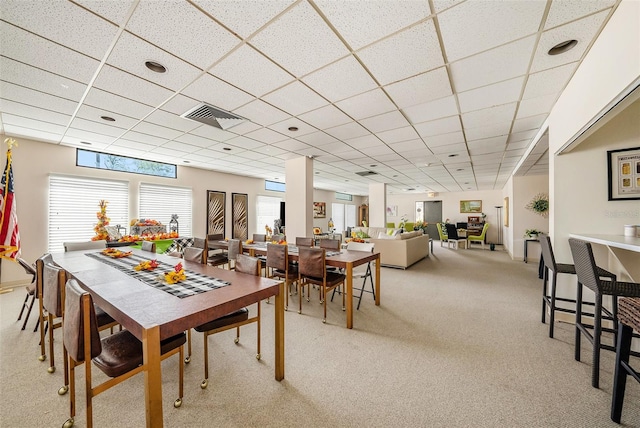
[511,174,550,262]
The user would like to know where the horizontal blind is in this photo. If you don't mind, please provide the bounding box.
[256,195,282,232]
[49,175,129,253]
[139,183,192,237]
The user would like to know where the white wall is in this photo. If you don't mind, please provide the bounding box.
[511,174,550,262]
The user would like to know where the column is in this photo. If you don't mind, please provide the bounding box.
[285,156,314,240]
[368,183,386,228]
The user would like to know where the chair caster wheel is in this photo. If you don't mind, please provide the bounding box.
[174,398,182,408]
[48,366,56,374]
[58,385,68,395]
[298,310,301,314]
[342,307,345,311]
[184,356,191,364]
[256,353,261,360]
[234,337,239,344]
[38,355,46,362]
[322,319,326,324]
[200,380,208,389]
[62,417,74,428]
[285,307,288,311]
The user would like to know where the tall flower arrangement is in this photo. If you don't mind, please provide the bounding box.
[92,200,110,241]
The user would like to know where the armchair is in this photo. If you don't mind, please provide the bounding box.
[436,223,448,247]
[467,223,489,249]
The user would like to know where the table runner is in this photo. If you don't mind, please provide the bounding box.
[86,252,230,298]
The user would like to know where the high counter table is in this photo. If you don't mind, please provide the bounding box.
[569,233,640,281]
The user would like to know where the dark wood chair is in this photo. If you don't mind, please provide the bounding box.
[62,279,185,428]
[611,296,640,423]
[141,240,156,253]
[295,237,314,247]
[16,257,37,330]
[568,238,640,388]
[266,243,297,311]
[193,254,261,389]
[298,247,345,323]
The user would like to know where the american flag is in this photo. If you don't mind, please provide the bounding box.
[0,138,21,260]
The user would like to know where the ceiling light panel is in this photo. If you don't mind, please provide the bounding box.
[262,81,328,116]
[0,22,100,83]
[403,96,458,124]
[357,20,443,86]
[438,0,546,61]
[335,88,396,120]
[450,36,536,93]
[93,66,174,107]
[250,2,350,77]
[315,0,431,50]
[384,67,452,109]
[301,55,378,103]
[531,11,610,73]
[125,1,239,69]
[457,77,524,113]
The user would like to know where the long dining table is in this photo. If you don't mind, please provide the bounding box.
[211,240,381,329]
[51,247,285,428]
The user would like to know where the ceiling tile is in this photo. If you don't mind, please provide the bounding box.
[70,117,126,137]
[3,124,63,143]
[0,100,71,126]
[0,21,100,83]
[377,126,420,145]
[301,55,378,102]
[384,67,452,109]
[438,0,546,61]
[244,127,288,144]
[73,0,136,25]
[66,128,117,145]
[315,0,431,50]
[271,139,312,152]
[462,103,517,129]
[2,112,67,135]
[193,0,295,39]
[359,110,411,133]
[522,62,578,100]
[120,130,167,146]
[335,89,396,120]
[450,36,536,92]
[131,122,183,140]
[233,99,290,127]
[125,1,239,69]
[457,77,524,113]
[403,96,459,123]
[182,73,255,112]
[344,134,383,150]
[0,82,78,115]
[160,94,201,116]
[296,131,339,147]
[174,133,216,148]
[190,125,236,142]
[75,105,139,129]
[251,1,350,77]
[414,116,461,137]
[465,121,511,141]
[297,104,353,129]
[144,110,201,133]
[106,32,202,91]
[325,122,369,140]
[516,93,557,119]
[210,44,293,97]
[545,0,616,29]
[357,20,443,85]
[159,140,200,153]
[0,0,118,59]
[93,66,174,107]
[269,117,317,137]
[84,88,154,119]
[531,10,609,73]
[512,114,547,133]
[424,130,465,147]
[262,81,328,116]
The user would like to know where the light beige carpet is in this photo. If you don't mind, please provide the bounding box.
[1,246,638,427]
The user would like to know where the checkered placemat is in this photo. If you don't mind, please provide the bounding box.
[86,252,230,298]
[163,237,195,254]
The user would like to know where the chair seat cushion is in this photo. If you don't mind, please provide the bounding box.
[303,272,345,288]
[208,254,228,265]
[194,308,249,332]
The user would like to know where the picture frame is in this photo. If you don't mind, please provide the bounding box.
[313,202,326,218]
[232,193,248,240]
[386,205,398,217]
[206,190,225,237]
[607,147,640,201]
[460,200,482,213]
[504,197,509,227]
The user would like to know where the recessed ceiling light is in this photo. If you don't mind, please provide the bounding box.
[393,175,398,177]
[456,168,464,171]
[315,171,319,174]
[548,39,578,55]
[223,147,231,151]
[145,61,166,73]
[448,154,458,158]
[370,164,377,167]
[288,126,299,132]
[183,160,190,164]
[80,141,92,145]
[100,115,115,122]
[424,163,431,167]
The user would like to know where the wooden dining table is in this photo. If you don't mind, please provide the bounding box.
[211,241,381,329]
[51,248,284,428]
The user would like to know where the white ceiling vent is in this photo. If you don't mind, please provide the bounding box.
[355,171,378,177]
[181,103,245,130]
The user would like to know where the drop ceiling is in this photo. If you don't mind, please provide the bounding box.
[0,0,621,195]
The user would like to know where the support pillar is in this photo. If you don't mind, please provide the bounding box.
[285,157,314,240]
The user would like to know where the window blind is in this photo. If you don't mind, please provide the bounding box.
[48,175,129,253]
[139,183,192,237]
[256,195,282,233]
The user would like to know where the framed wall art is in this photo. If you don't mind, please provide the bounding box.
[607,147,640,201]
[207,190,225,237]
[313,201,326,218]
[232,193,248,240]
[460,200,482,213]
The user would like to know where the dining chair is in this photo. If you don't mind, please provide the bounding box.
[436,223,448,247]
[568,238,640,388]
[345,241,376,310]
[444,224,466,249]
[206,235,229,267]
[183,247,205,263]
[295,237,314,247]
[611,296,640,423]
[298,247,346,323]
[62,240,107,252]
[141,240,156,253]
[226,239,243,270]
[252,233,266,242]
[319,238,340,251]
[193,254,262,389]
[466,223,489,250]
[266,243,297,311]
[16,257,38,331]
[62,278,186,428]
[37,257,66,375]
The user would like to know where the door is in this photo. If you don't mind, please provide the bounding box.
[423,201,442,240]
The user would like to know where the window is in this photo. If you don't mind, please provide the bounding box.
[335,192,352,201]
[256,195,282,233]
[139,183,192,237]
[265,180,285,192]
[330,203,357,234]
[48,175,129,253]
[77,148,176,178]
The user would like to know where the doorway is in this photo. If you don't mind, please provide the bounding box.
[415,201,442,240]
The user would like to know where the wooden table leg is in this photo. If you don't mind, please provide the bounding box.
[274,281,285,381]
[143,325,163,428]
[375,255,381,306]
[346,264,353,329]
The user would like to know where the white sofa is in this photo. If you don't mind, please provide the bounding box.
[350,227,430,269]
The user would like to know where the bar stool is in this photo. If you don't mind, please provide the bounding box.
[568,238,640,388]
[611,297,640,423]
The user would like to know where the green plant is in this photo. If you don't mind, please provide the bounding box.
[526,193,549,217]
[524,229,543,238]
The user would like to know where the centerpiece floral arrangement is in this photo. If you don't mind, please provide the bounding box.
[134,259,159,271]
[265,224,273,239]
[414,220,429,230]
[92,200,110,241]
[164,262,186,284]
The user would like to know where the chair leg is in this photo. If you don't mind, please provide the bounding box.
[17,292,29,321]
[611,323,633,423]
[38,298,46,361]
[63,359,77,428]
[20,293,36,330]
[256,302,261,360]
[541,267,548,324]
[47,313,55,373]
[549,272,558,338]
[592,293,603,389]
[185,329,192,363]
[175,346,184,408]
[575,281,584,362]
[201,332,209,389]
[322,285,327,323]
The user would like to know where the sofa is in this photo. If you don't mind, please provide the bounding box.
[349,227,430,269]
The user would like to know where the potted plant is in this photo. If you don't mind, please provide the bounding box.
[526,193,549,218]
[524,229,543,239]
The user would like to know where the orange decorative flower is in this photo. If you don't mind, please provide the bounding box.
[134,259,159,271]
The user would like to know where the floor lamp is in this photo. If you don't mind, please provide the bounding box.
[494,206,503,246]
